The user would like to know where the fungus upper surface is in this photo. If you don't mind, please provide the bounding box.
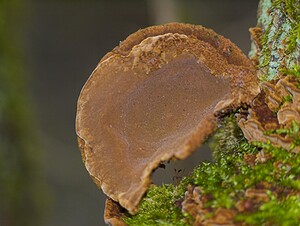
[76,23,259,214]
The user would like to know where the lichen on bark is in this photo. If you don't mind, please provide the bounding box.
[253,0,300,81]
[123,0,300,225]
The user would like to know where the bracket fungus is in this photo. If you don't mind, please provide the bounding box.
[238,75,300,153]
[76,23,259,217]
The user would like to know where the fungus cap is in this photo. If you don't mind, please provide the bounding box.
[76,23,259,215]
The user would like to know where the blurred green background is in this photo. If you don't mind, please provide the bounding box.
[0,0,259,225]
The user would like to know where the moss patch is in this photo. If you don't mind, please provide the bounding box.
[123,184,190,226]
[236,195,300,226]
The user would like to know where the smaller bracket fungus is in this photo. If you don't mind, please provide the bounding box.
[76,23,259,215]
[104,199,126,226]
[238,76,300,153]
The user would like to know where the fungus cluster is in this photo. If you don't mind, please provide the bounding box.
[182,185,236,225]
[76,23,259,224]
[238,75,300,153]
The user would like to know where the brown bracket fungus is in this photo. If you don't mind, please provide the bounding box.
[76,23,259,216]
[104,199,127,226]
[238,75,300,153]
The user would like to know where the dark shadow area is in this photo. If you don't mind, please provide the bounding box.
[152,144,212,185]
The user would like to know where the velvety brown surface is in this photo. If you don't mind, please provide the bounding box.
[76,23,259,215]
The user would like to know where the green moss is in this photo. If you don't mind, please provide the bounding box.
[236,195,300,226]
[272,0,300,22]
[285,23,300,54]
[251,141,300,189]
[123,184,190,226]
[191,120,300,224]
[210,114,244,160]
[276,0,300,55]
[280,64,300,77]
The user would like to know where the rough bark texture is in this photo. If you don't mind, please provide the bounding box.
[251,0,300,81]
[123,0,300,225]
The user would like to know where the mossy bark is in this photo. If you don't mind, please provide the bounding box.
[0,1,47,226]
[253,0,300,80]
[124,0,300,225]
